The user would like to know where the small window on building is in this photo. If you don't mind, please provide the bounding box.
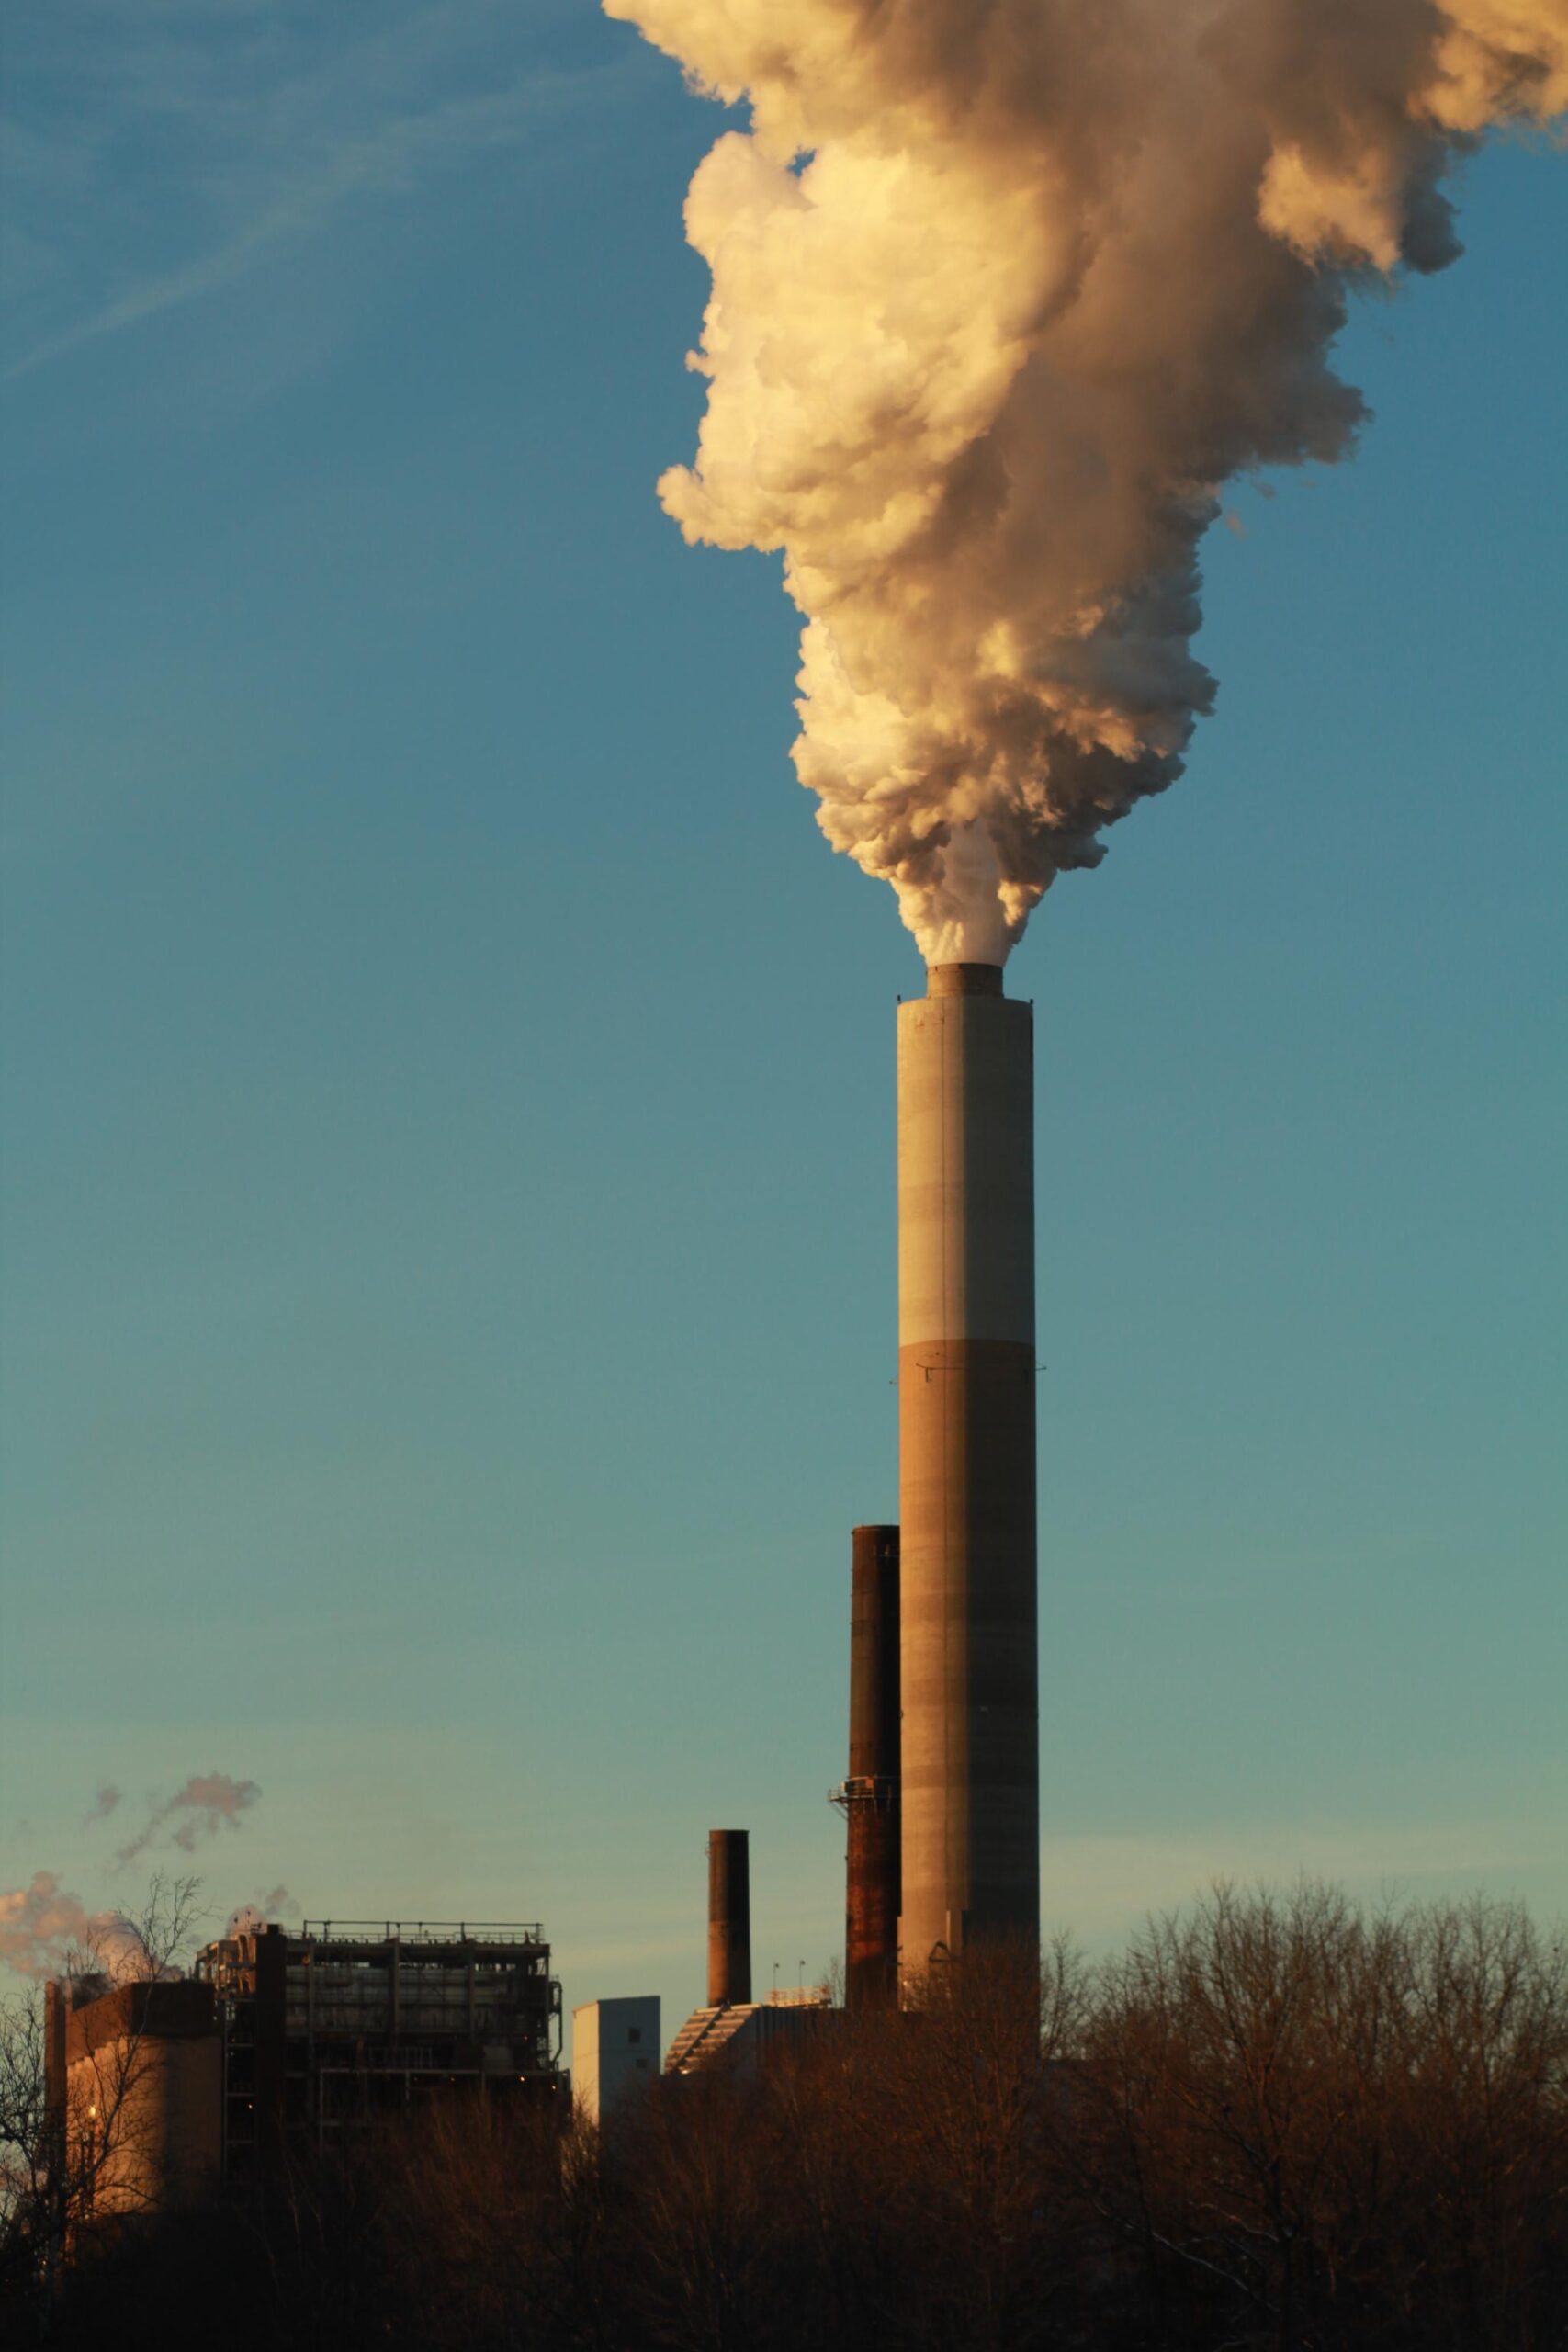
[627,2026,641,2045]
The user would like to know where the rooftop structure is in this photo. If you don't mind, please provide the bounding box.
[664,1992,832,2078]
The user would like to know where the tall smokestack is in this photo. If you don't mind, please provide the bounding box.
[706,1830,751,2007]
[897,962,1037,1980]
[842,1524,900,2011]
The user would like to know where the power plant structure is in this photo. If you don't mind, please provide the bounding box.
[36,956,1043,2247]
[666,1835,831,2076]
[897,962,1038,1977]
[666,956,1041,2039]
[196,1920,563,2176]
[42,1919,565,2227]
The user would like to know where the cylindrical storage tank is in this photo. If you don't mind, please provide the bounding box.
[897,962,1038,1981]
[706,1830,751,2007]
[845,1525,901,2010]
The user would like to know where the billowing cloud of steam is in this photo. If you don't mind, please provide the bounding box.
[604,0,1566,963]
[114,1771,261,1868]
[0,1872,155,1984]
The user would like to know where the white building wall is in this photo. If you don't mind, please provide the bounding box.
[572,1996,660,2127]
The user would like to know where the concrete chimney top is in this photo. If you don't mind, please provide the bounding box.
[926,962,1004,998]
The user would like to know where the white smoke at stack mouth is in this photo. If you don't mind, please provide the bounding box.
[604,0,1567,962]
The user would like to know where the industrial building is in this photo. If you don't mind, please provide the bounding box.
[572,1996,660,2126]
[664,1830,833,2078]
[45,1976,222,2221]
[193,1919,564,2175]
[663,1986,831,2076]
[42,1915,566,2227]
[38,952,1043,2240]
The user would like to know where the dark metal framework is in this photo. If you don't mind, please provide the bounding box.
[194,1920,563,2178]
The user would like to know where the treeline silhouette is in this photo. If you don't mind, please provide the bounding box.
[26,1885,1568,2351]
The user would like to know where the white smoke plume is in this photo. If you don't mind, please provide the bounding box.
[604,0,1567,962]
[114,1771,261,1869]
[0,1871,155,1984]
[225,1886,296,1936]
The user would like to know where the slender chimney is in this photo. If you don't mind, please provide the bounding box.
[897,961,1038,1981]
[843,1524,901,2009]
[706,1830,751,2007]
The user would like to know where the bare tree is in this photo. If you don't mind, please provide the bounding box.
[1073,1882,1568,2352]
[0,1988,50,2306]
[9,1878,1562,2352]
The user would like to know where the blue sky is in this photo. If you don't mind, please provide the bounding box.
[3,1,1563,2041]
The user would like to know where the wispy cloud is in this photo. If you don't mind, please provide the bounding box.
[82,1782,122,1827]
[3,2,635,386]
[114,1771,261,1868]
